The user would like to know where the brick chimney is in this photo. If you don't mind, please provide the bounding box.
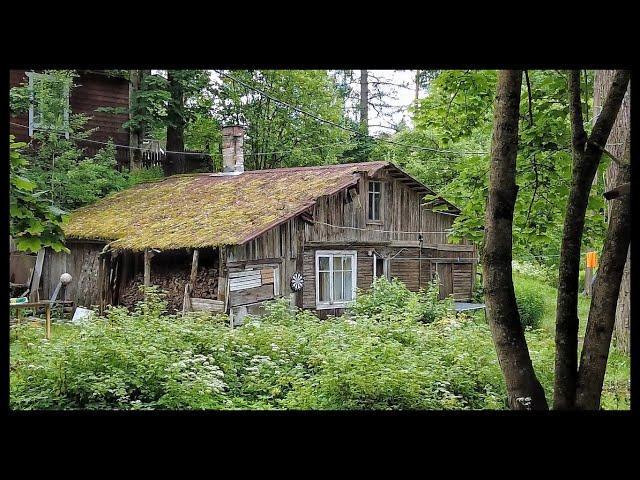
[222,125,245,173]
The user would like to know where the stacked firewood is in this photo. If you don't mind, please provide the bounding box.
[119,268,218,313]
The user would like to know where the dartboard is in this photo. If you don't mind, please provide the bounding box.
[290,272,304,291]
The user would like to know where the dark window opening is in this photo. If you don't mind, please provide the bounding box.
[368,181,382,221]
[375,257,385,278]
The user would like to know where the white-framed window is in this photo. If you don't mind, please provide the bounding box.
[315,250,357,309]
[367,180,382,222]
[27,71,70,138]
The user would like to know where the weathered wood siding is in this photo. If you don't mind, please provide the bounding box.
[41,241,105,308]
[304,168,462,245]
[301,243,476,309]
[227,217,301,300]
[233,166,476,311]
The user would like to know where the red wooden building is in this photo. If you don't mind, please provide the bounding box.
[9,69,131,166]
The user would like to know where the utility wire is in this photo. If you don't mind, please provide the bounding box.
[10,121,356,159]
[215,70,489,157]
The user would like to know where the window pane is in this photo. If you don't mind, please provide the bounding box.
[319,271,330,302]
[319,256,330,271]
[372,195,380,220]
[333,256,343,271]
[333,271,344,301]
[342,256,352,271]
[368,191,374,220]
[344,270,353,300]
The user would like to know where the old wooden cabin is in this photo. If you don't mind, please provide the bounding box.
[41,126,477,322]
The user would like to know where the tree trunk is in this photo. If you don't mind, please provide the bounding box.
[360,69,369,134]
[483,70,548,410]
[553,70,630,409]
[128,70,143,171]
[415,70,421,102]
[593,70,631,354]
[165,70,186,176]
[575,138,630,409]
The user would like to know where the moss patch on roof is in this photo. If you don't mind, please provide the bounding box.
[64,162,388,251]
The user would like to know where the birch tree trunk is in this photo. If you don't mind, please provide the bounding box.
[483,70,548,410]
[592,70,631,354]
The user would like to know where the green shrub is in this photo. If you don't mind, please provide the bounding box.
[9,282,628,410]
[514,282,545,328]
[10,291,506,410]
[349,276,454,324]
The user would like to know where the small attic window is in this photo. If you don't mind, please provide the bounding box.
[367,180,382,222]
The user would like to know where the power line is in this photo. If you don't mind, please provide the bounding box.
[10,121,356,159]
[215,70,488,158]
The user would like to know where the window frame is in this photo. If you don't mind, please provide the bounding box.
[27,71,70,138]
[315,250,358,310]
[367,180,383,224]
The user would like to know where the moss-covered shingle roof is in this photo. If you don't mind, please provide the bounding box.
[64,162,392,251]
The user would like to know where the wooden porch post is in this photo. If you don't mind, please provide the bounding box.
[144,248,152,288]
[190,249,200,291]
[217,246,227,305]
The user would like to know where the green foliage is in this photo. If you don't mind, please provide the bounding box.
[215,70,353,169]
[378,69,607,265]
[514,281,546,329]
[9,136,68,253]
[413,70,496,145]
[512,259,558,288]
[11,277,629,410]
[10,70,164,211]
[10,283,501,410]
[349,276,453,324]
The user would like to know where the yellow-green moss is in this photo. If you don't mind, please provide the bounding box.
[64,163,388,251]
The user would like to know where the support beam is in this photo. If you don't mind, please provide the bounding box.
[143,248,155,288]
[28,249,46,302]
[217,246,227,305]
[190,249,200,291]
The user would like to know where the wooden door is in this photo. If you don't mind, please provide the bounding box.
[436,263,453,300]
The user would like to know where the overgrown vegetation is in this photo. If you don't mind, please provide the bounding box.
[9,136,69,253]
[10,279,629,411]
[9,70,164,217]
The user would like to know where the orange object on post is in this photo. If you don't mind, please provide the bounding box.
[586,251,598,268]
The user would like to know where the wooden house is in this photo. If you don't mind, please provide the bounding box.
[9,69,210,172]
[10,69,132,167]
[39,126,477,322]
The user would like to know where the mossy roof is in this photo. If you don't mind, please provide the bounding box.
[64,162,397,251]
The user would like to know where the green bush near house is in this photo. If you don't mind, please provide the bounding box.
[514,281,545,329]
[349,276,454,324]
